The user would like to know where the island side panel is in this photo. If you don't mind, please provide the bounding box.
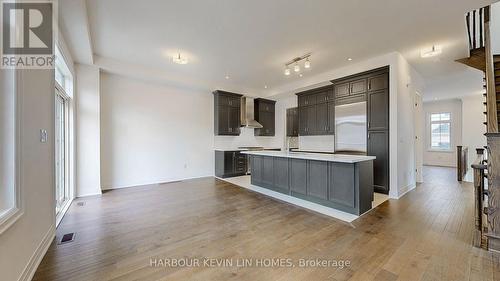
[250,155,263,186]
[273,157,290,194]
[290,158,307,195]
[356,160,374,215]
[328,162,356,209]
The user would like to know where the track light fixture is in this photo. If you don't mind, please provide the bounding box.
[283,53,311,76]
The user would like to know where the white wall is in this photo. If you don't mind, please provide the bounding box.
[100,73,214,189]
[75,64,102,196]
[396,54,425,196]
[423,99,463,167]
[0,69,55,281]
[461,94,487,165]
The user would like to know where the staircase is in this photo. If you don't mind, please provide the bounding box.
[459,5,500,254]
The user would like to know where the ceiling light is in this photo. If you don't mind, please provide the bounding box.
[225,75,230,79]
[304,58,311,69]
[347,58,353,61]
[421,45,442,58]
[283,53,311,76]
[264,85,268,89]
[299,73,303,77]
[173,53,188,64]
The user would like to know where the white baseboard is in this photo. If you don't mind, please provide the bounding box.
[100,174,214,191]
[18,225,55,281]
[394,183,416,199]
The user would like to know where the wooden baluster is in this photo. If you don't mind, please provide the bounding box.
[473,10,477,49]
[480,8,484,48]
[466,12,472,50]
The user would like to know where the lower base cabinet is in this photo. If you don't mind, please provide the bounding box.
[249,155,373,215]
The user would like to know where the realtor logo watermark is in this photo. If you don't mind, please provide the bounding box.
[1,0,55,69]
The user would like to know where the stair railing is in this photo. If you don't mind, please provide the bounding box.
[466,7,486,51]
[457,146,468,181]
[471,148,487,248]
[483,6,499,133]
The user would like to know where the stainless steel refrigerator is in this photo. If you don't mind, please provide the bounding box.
[335,101,367,154]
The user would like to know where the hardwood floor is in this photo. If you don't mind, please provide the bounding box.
[33,166,500,281]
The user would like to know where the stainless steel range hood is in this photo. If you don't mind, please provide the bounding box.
[240,97,263,128]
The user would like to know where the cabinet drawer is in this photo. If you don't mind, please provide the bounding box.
[368,74,388,92]
[298,95,316,106]
[334,83,350,99]
[350,79,367,95]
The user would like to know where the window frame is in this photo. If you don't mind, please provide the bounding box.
[0,71,24,235]
[428,112,453,152]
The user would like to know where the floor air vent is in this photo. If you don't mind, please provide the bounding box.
[58,233,76,244]
[77,202,85,206]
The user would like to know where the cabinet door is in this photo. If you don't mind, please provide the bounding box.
[306,106,316,135]
[368,74,388,92]
[262,156,274,186]
[217,105,229,134]
[328,162,355,208]
[368,131,389,194]
[307,160,328,200]
[234,153,247,174]
[328,102,335,134]
[227,96,241,107]
[251,156,263,184]
[286,110,293,136]
[335,82,350,99]
[368,90,389,130]
[290,159,307,195]
[273,157,289,191]
[224,152,235,175]
[316,92,329,104]
[299,107,308,135]
[350,79,367,95]
[316,103,328,134]
[292,108,299,136]
[228,106,240,135]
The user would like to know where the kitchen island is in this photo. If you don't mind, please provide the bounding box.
[241,151,375,216]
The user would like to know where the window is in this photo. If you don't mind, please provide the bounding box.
[54,45,73,223]
[430,112,451,150]
[0,69,22,234]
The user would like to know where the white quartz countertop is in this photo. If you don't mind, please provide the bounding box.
[241,151,376,163]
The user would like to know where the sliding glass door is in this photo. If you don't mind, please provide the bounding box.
[55,89,68,215]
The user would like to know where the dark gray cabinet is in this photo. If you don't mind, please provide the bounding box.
[332,66,390,194]
[307,160,328,200]
[368,90,389,130]
[213,90,242,136]
[329,163,355,208]
[254,98,276,136]
[286,107,298,137]
[251,155,263,184]
[273,157,289,193]
[296,85,334,136]
[290,159,307,195]
[262,156,274,186]
[248,155,374,215]
[215,150,247,178]
[368,131,389,194]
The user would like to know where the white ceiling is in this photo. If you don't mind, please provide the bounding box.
[61,0,495,98]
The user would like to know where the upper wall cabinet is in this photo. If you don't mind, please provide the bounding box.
[286,107,299,137]
[213,90,242,136]
[296,85,334,136]
[254,98,276,136]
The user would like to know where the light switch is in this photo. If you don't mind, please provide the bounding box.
[40,129,48,143]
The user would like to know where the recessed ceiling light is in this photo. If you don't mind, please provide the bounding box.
[264,85,268,89]
[299,73,303,77]
[421,45,442,58]
[347,58,353,61]
[225,75,230,79]
[173,53,188,64]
